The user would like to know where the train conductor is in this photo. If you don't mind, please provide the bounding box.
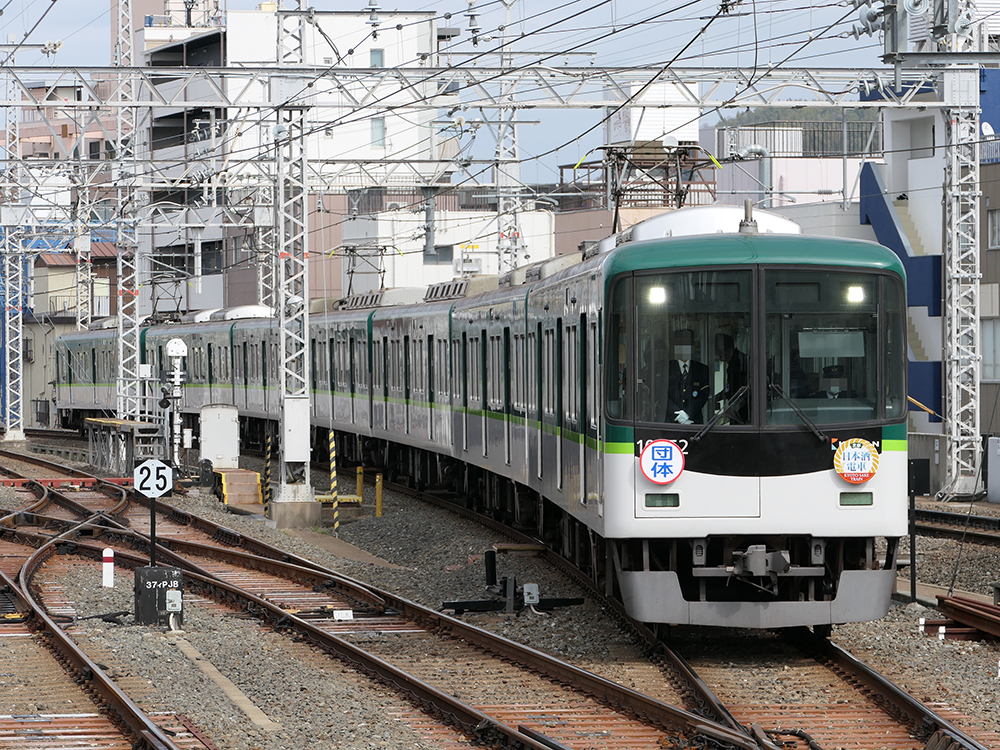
[665,329,710,424]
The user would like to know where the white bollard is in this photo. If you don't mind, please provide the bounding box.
[102,548,114,588]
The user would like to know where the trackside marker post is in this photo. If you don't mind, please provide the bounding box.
[102,548,114,587]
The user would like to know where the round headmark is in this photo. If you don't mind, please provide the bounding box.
[639,439,685,484]
[833,438,879,484]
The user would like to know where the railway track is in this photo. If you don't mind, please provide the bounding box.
[3,450,997,749]
[0,544,211,749]
[1,452,758,750]
[914,507,1000,546]
[393,482,1000,750]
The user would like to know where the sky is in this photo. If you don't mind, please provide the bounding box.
[1,0,894,182]
[5,1,889,69]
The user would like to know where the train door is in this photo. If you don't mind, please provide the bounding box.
[261,340,268,414]
[207,343,215,402]
[349,335,356,424]
[480,329,488,457]
[577,314,586,505]
[535,324,543,479]
[326,340,337,419]
[586,314,602,515]
[428,335,435,441]
[461,333,469,452]
[310,338,318,417]
[404,335,411,434]
[556,320,563,489]
[503,327,511,464]
[242,341,249,408]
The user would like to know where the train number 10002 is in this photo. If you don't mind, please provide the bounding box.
[635,438,688,457]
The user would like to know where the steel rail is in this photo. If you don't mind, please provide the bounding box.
[0,453,130,526]
[10,528,185,750]
[0,447,106,480]
[107,525,763,749]
[788,627,992,750]
[389,483,750,736]
[2,466,762,750]
[936,596,1000,639]
[11,529,759,750]
[915,509,1000,546]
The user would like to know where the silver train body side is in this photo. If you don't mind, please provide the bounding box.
[56,206,908,629]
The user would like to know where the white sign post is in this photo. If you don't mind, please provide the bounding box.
[134,458,174,567]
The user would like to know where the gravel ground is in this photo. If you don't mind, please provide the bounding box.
[3,458,1000,748]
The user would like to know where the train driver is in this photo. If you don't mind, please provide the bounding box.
[665,329,710,424]
[813,364,857,399]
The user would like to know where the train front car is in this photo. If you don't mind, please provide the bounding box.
[601,207,907,629]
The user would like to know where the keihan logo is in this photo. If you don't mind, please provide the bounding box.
[833,438,879,484]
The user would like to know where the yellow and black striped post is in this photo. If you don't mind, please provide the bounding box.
[263,429,272,516]
[329,429,339,535]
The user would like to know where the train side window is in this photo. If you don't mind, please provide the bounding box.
[542,328,555,417]
[527,329,537,414]
[606,279,630,420]
[488,335,499,409]
[469,336,480,403]
[451,338,461,401]
[512,333,524,412]
[565,323,578,424]
[391,339,400,391]
[349,337,357,394]
[310,339,317,391]
[884,276,906,419]
[356,337,367,394]
[381,336,389,397]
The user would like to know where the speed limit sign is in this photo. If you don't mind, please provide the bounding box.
[133,459,174,499]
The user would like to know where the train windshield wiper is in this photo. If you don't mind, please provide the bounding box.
[768,383,828,442]
[692,385,749,443]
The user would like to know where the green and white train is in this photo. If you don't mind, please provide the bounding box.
[56,204,908,629]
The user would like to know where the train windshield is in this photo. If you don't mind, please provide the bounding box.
[606,266,906,427]
[765,269,903,426]
[611,270,753,425]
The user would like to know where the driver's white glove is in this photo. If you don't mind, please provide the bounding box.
[674,409,693,425]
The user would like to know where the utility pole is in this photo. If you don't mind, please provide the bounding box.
[939,0,982,497]
[494,0,527,272]
[272,2,318,527]
[73,171,93,331]
[115,0,142,422]
[2,41,25,441]
[866,0,983,498]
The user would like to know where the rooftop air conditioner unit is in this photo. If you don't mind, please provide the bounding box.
[453,258,482,275]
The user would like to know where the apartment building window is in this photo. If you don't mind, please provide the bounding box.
[88,140,102,159]
[989,208,1000,249]
[371,118,386,148]
[370,49,384,68]
[984,319,1000,381]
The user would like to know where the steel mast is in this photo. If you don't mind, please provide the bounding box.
[114,0,142,421]
[272,2,316,523]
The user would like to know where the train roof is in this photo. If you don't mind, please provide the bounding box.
[596,204,802,254]
[604,232,906,279]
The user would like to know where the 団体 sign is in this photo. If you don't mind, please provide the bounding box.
[133,459,174,498]
[639,439,685,484]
